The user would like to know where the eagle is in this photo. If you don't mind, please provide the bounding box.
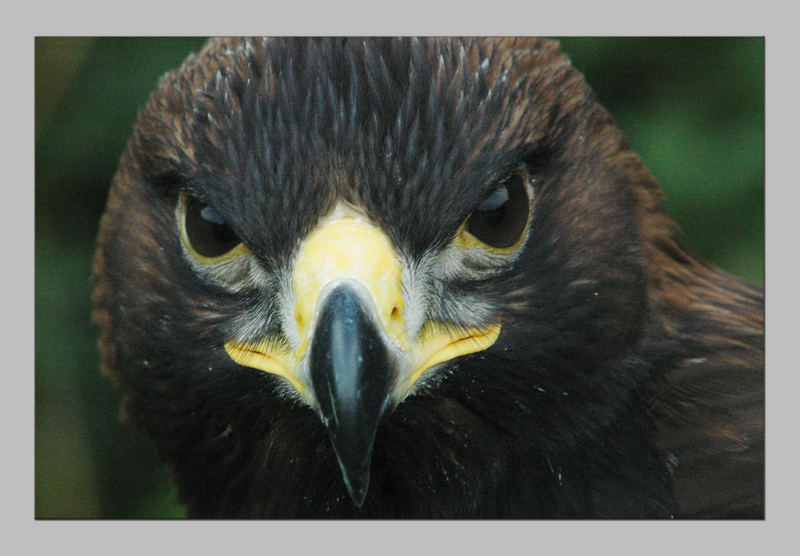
[92,37,764,518]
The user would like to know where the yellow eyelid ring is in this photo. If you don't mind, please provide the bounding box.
[457,219,530,254]
[458,168,533,254]
[179,193,249,264]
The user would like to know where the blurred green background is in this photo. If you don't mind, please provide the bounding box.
[34,37,764,518]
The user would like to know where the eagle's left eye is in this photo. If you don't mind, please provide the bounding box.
[462,169,531,251]
[180,194,244,261]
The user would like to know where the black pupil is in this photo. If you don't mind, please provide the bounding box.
[465,173,529,249]
[185,196,240,258]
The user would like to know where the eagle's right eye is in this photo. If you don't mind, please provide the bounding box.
[180,194,245,262]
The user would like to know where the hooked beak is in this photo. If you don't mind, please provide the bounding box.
[224,205,500,506]
[308,283,393,506]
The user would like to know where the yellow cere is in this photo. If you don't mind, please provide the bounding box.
[224,205,502,404]
[291,210,407,359]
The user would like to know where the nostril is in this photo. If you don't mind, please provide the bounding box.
[390,306,400,321]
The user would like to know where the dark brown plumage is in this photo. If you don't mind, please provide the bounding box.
[93,37,763,518]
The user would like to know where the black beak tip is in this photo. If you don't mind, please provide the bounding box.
[330,432,376,508]
[343,474,369,508]
[310,284,395,509]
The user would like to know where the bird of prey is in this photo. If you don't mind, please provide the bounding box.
[93,37,764,518]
